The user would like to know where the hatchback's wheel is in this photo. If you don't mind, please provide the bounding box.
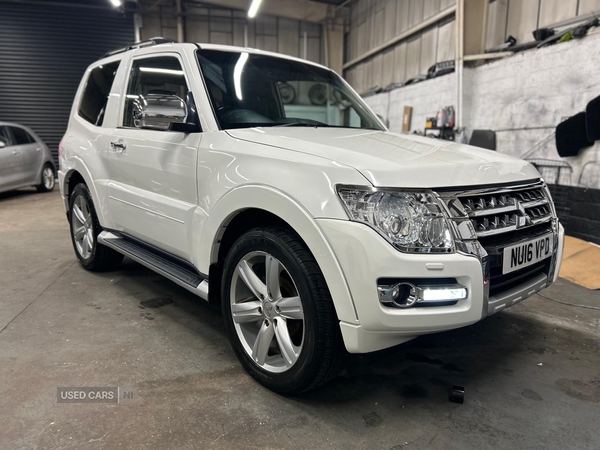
[222,227,347,394]
[69,183,123,271]
[36,164,55,192]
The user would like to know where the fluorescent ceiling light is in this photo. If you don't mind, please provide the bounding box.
[234,52,249,100]
[110,0,122,7]
[247,0,263,18]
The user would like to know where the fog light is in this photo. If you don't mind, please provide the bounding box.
[421,286,467,301]
[378,282,467,307]
[377,282,419,308]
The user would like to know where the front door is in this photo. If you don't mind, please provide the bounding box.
[107,53,200,261]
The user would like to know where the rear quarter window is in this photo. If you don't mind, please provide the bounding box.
[78,61,121,126]
[9,126,34,144]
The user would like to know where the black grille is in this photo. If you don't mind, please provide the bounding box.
[489,259,550,297]
[526,204,551,219]
[481,223,553,297]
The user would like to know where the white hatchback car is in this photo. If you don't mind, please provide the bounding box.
[0,122,55,194]
[59,39,564,393]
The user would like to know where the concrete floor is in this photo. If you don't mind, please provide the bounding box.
[1,189,599,450]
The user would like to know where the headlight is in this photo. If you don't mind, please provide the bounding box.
[336,186,454,253]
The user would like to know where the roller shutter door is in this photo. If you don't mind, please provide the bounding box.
[0,1,134,165]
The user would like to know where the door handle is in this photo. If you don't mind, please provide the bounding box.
[12,150,19,155]
[36,147,42,152]
[110,140,127,154]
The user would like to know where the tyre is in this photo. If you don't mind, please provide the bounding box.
[36,163,55,192]
[68,183,123,271]
[221,227,348,394]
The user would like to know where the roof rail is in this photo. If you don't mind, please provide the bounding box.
[104,37,176,57]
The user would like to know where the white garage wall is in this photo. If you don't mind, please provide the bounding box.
[363,31,600,189]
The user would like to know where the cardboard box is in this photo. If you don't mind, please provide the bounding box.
[402,106,412,133]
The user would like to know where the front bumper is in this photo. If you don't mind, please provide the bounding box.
[317,218,564,353]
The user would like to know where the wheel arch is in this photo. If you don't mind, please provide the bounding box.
[199,185,358,324]
[61,162,107,225]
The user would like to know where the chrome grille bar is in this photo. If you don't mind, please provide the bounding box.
[438,180,553,238]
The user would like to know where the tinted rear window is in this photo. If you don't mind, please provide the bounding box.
[79,61,120,126]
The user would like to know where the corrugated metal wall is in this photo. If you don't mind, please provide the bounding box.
[344,0,456,94]
[486,0,600,49]
[140,5,323,64]
[0,1,134,165]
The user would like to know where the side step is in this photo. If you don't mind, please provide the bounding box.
[98,231,209,301]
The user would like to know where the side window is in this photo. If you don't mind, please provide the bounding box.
[78,61,120,127]
[123,56,189,128]
[9,127,34,145]
[0,127,15,148]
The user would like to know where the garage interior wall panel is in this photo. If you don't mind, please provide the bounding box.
[393,42,407,84]
[423,0,441,19]
[395,0,410,36]
[486,0,597,50]
[142,6,322,64]
[381,48,395,88]
[579,0,600,15]
[538,0,578,28]
[419,28,438,75]
[345,0,456,94]
[384,0,397,42]
[408,0,424,28]
[405,37,422,81]
[0,1,134,165]
[506,0,539,46]
[486,0,508,50]
[437,18,456,62]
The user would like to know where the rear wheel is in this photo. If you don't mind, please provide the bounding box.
[68,183,123,271]
[36,163,55,192]
[222,227,347,394]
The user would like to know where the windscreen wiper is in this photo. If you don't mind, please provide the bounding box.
[273,122,328,127]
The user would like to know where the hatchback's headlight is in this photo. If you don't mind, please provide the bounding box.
[337,186,454,253]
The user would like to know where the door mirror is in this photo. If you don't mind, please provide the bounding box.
[132,93,188,131]
[0,140,5,149]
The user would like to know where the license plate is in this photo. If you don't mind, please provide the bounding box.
[502,233,553,274]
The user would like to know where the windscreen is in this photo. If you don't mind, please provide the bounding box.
[196,49,384,131]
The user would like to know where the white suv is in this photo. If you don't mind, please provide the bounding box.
[59,39,564,393]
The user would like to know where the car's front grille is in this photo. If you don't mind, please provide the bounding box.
[439,180,556,298]
[457,183,552,237]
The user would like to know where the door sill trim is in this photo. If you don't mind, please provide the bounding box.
[98,230,209,301]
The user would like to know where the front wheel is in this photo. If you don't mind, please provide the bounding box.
[221,227,347,394]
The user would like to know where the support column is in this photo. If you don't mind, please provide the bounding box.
[175,0,184,43]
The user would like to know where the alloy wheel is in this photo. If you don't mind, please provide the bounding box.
[43,167,55,190]
[71,195,94,259]
[230,251,305,373]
